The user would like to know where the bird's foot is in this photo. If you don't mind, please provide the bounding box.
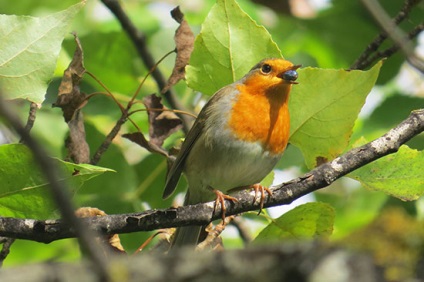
[251,184,273,215]
[212,189,238,222]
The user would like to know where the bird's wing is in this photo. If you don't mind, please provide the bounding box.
[162,113,204,199]
[162,86,236,199]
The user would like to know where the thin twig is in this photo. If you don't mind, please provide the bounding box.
[132,230,168,255]
[0,237,15,268]
[1,109,423,242]
[19,102,38,143]
[101,0,193,133]
[85,71,124,112]
[354,0,424,72]
[355,23,424,70]
[129,108,197,119]
[88,3,193,164]
[90,111,128,165]
[351,0,422,70]
[0,94,111,280]
[128,49,176,107]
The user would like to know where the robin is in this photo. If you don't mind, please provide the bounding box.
[163,58,300,247]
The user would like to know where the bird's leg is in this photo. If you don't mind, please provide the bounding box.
[210,188,238,222]
[251,184,273,214]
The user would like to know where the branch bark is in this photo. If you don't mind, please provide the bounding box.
[0,109,423,243]
[0,243,384,282]
[0,237,15,268]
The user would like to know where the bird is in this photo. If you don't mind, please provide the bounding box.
[163,58,300,248]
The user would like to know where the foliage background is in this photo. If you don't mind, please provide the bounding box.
[0,1,423,280]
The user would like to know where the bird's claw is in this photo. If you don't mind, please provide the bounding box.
[252,184,273,215]
[213,189,238,222]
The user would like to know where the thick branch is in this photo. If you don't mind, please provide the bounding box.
[0,243,383,282]
[0,109,423,242]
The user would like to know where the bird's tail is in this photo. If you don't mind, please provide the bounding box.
[170,190,204,248]
[171,225,203,247]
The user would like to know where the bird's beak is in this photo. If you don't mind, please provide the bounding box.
[279,64,302,84]
[290,66,301,84]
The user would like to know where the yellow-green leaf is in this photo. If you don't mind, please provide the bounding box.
[0,1,84,104]
[186,0,282,95]
[253,202,334,244]
[289,61,382,168]
[0,144,112,219]
[349,145,424,201]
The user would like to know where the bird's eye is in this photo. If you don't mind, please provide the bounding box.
[282,70,298,82]
[261,64,272,74]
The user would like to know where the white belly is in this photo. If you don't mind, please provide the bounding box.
[184,129,281,202]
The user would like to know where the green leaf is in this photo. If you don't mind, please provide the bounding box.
[186,0,282,95]
[0,0,81,16]
[57,159,115,191]
[289,61,382,168]
[253,202,334,244]
[349,145,424,201]
[0,1,84,104]
[0,144,111,219]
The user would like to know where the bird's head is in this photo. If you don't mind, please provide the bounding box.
[242,58,301,93]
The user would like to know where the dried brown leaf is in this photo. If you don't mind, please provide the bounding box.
[143,94,182,147]
[53,33,90,163]
[53,32,86,122]
[162,6,194,93]
[122,94,182,157]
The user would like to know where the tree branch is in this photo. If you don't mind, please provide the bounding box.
[361,0,424,73]
[0,109,423,243]
[19,102,38,144]
[353,23,424,71]
[101,0,193,133]
[0,243,383,282]
[90,111,128,165]
[0,237,15,268]
[351,0,423,70]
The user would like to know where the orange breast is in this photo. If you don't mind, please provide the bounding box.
[228,83,291,155]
